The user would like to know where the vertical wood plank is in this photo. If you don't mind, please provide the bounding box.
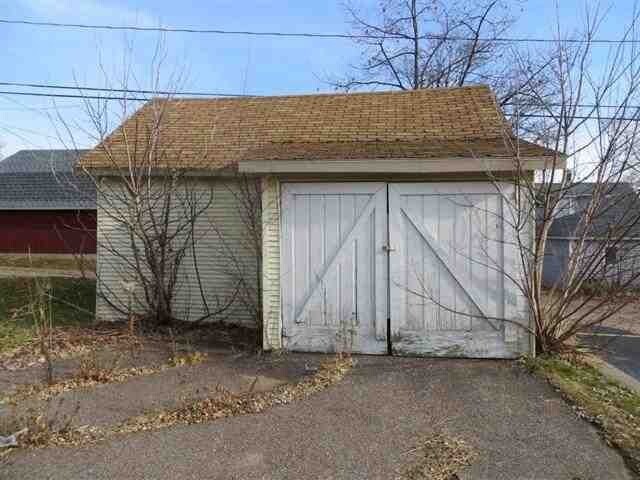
[405,195,425,330]
[339,195,356,328]
[307,194,325,326]
[323,195,340,326]
[438,196,456,329]
[293,194,309,324]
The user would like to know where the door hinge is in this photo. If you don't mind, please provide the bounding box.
[382,244,395,253]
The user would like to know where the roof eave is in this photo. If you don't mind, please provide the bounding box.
[238,156,565,174]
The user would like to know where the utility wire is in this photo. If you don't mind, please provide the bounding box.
[2,84,640,112]
[0,81,255,97]
[0,90,151,101]
[3,89,640,121]
[2,18,640,44]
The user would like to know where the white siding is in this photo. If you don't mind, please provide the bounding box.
[96,177,259,326]
[262,176,282,349]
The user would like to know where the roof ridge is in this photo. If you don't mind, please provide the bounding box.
[149,84,492,103]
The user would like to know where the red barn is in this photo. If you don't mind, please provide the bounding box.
[0,149,96,254]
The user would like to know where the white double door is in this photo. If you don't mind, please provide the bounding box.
[280,182,519,357]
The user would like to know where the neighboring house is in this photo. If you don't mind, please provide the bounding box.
[80,86,559,358]
[542,182,640,287]
[0,149,96,254]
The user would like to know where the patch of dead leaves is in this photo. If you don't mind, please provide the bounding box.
[168,351,208,367]
[401,432,476,480]
[0,325,133,371]
[3,364,166,405]
[11,356,353,449]
[116,356,353,434]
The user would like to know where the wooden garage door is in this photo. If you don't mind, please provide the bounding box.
[388,183,517,357]
[280,183,388,354]
[280,182,523,357]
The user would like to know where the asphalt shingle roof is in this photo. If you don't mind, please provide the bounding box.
[0,150,96,210]
[80,86,557,170]
[545,183,640,238]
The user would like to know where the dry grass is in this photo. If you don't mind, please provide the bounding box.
[117,356,353,434]
[0,324,132,371]
[529,356,640,475]
[2,363,167,405]
[0,356,354,451]
[401,432,476,480]
[1,345,209,405]
[168,350,208,367]
[0,255,96,272]
[0,277,96,355]
[0,400,79,449]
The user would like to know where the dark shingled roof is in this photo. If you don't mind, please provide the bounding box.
[546,183,640,238]
[0,150,95,210]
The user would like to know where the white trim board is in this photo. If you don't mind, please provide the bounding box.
[239,157,562,174]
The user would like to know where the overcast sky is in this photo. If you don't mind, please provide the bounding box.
[0,0,634,156]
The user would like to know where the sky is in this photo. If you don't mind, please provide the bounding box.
[0,0,636,156]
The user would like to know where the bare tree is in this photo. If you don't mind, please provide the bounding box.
[508,7,640,354]
[55,39,239,328]
[332,1,552,106]
[402,7,640,355]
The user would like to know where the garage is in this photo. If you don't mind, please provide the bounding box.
[85,84,557,358]
[279,181,526,357]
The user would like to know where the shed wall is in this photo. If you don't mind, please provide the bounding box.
[95,177,259,325]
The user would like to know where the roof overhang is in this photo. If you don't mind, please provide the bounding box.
[238,156,565,174]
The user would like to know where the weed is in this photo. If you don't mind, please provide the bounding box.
[0,277,95,354]
[531,355,640,474]
[402,432,476,480]
[116,356,353,435]
[169,350,207,367]
[76,350,122,383]
[0,399,79,448]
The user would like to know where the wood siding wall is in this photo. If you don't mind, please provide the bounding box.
[95,177,259,325]
[261,176,282,349]
[0,210,96,254]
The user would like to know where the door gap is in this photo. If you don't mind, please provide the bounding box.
[386,183,393,356]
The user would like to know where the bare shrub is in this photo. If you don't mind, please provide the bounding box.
[26,277,55,385]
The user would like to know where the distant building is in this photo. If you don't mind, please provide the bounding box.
[541,182,640,286]
[0,149,96,254]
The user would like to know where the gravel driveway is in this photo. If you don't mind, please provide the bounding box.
[2,356,632,480]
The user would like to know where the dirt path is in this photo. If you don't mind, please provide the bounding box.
[0,267,95,279]
[3,357,632,479]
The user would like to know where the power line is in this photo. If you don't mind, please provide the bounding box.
[503,102,640,110]
[3,87,640,121]
[517,113,640,121]
[2,18,640,44]
[3,85,640,112]
[0,81,255,98]
[0,90,151,101]
[4,80,640,110]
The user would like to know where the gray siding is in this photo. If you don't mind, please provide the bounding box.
[542,239,571,287]
[96,177,259,326]
[543,238,640,287]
